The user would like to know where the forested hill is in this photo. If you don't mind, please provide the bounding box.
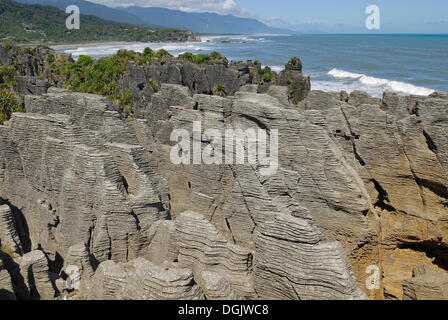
[15,0,147,26]
[0,0,196,44]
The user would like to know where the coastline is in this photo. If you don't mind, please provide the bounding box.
[51,41,140,51]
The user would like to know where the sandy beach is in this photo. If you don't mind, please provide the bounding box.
[50,41,140,51]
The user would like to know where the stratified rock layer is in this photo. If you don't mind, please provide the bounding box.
[19,250,55,300]
[175,211,255,298]
[89,258,204,300]
[403,265,448,300]
[0,57,447,299]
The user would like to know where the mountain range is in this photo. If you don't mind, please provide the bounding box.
[120,6,291,34]
[15,0,148,26]
[0,0,195,43]
[15,0,293,34]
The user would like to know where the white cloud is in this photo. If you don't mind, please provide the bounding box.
[88,0,251,17]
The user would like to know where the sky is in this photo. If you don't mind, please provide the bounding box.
[89,0,448,33]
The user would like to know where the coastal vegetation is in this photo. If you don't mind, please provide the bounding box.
[53,49,138,113]
[47,48,176,114]
[178,51,226,65]
[0,65,16,88]
[49,49,228,113]
[259,66,273,83]
[0,41,306,124]
[0,89,24,125]
[213,84,227,96]
[148,78,159,92]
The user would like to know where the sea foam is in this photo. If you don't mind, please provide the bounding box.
[328,68,435,96]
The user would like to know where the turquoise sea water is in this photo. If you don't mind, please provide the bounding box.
[60,34,448,97]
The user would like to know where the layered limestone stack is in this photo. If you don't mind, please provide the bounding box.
[0,89,170,266]
[63,242,95,288]
[145,220,179,265]
[255,213,367,300]
[0,204,23,256]
[19,250,55,300]
[403,265,448,300]
[1,55,447,300]
[89,258,204,300]
[147,83,448,299]
[278,57,311,103]
[199,271,240,300]
[0,259,16,300]
[175,211,255,298]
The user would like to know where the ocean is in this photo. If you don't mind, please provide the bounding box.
[59,34,448,98]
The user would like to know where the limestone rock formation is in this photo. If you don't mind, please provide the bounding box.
[63,242,95,285]
[0,259,16,300]
[89,258,204,300]
[120,55,311,117]
[403,265,448,300]
[199,271,241,300]
[1,47,447,300]
[19,250,55,300]
[175,211,255,298]
[255,213,367,300]
[15,76,50,97]
[278,57,311,103]
[0,204,23,256]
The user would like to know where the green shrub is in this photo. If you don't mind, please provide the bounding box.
[155,49,172,58]
[148,78,159,92]
[213,84,227,96]
[115,90,134,112]
[210,51,222,59]
[194,54,213,64]
[55,50,138,113]
[77,55,94,66]
[249,71,255,81]
[0,65,16,88]
[178,51,225,65]
[47,53,55,64]
[178,52,194,62]
[143,47,155,56]
[259,66,273,83]
[0,90,25,125]
[139,47,155,64]
[65,51,133,94]
[289,84,297,100]
[262,72,272,82]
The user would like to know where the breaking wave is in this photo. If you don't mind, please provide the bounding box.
[64,41,208,60]
[327,68,435,96]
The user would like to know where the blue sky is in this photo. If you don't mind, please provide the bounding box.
[91,0,448,33]
[240,0,448,33]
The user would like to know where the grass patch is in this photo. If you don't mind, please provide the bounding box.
[0,89,25,125]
